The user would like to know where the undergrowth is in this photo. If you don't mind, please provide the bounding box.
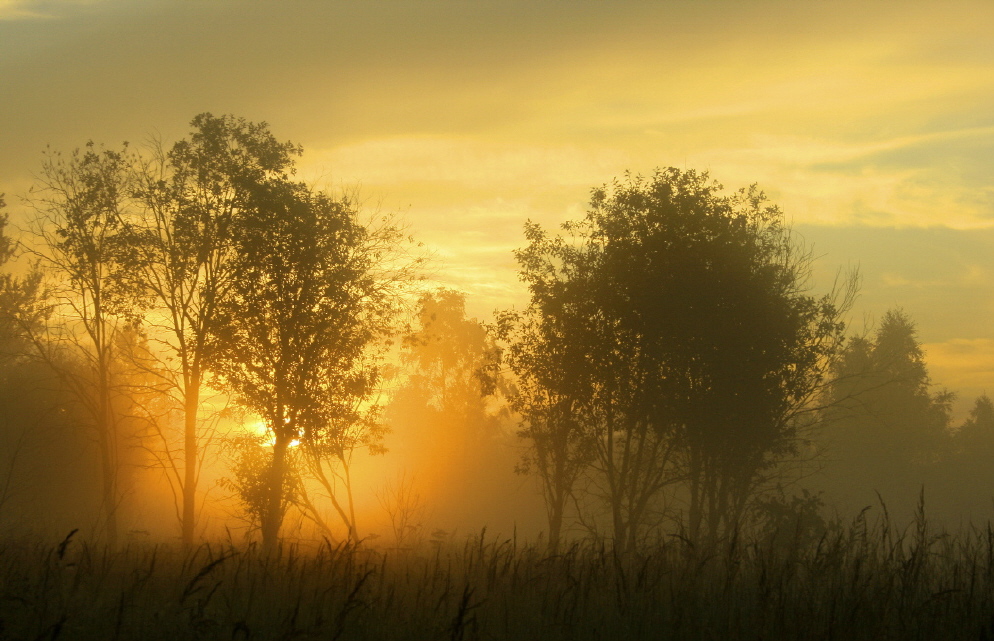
[3,511,994,640]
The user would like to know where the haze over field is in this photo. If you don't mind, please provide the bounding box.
[7,5,994,639]
[2,0,994,540]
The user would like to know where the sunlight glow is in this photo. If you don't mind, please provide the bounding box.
[248,420,300,447]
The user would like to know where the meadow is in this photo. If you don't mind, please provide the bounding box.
[4,508,994,640]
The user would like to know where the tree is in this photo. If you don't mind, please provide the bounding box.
[959,394,994,449]
[297,348,387,544]
[494,237,598,553]
[124,113,301,546]
[213,175,406,551]
[819,309,953,517]
[391,289,512,535]
[0,193,46,522]
[949,394,994,516]
[502,168,854,549]
[20,144,139,546]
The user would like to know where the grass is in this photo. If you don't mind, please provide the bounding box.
[3,513,994,640]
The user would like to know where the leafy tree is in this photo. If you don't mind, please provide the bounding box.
[220,432,303,536]
[495,239,598,553]
[404,289,497,413]
[391,289,512,535]
[213,176,405,550]
[20,144,139,546]
[0,194,43,360]
[0,194,46,522]
[959,394,994,449]
[124,113,301,546]
[819,309,953,516]
[752,488,831,552]
[298,354,387,544]
[502,168,853,549]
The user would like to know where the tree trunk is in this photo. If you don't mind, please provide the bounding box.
[262,434,289,553]
[341,456,359,542]
[181,376,199,548]
[98,428,119,548]
[688,454,702,542]
[98,350,119,548]
[547,489,564,555]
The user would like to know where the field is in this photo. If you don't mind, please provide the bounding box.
[3,510,994,641]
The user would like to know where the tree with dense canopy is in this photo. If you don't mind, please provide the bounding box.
[819,309,954,516]
[500,168,854,549]
[125,113,302,546]
[213,172,408,550]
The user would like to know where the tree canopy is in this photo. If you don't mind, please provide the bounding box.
[499,168,854,548]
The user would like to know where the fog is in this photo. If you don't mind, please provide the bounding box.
[0,137,989,550]
[2,2,993,638]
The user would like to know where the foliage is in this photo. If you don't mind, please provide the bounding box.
[957,394,994,451]
[752,488,831,551]
[19,142,145,546]
[123,113,302,546]
[500,168,854,550]
[403,289,499,414]
[219,434,302,532]
[392,289,516,535]
[819,309,953,516]
[0,195,43,358]
[494,243,598,553]
[212,167,407,549]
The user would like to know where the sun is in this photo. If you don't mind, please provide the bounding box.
[247,419,300,447]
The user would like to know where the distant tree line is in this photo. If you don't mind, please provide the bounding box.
[0,114,991,553]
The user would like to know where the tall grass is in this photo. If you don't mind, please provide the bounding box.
[3,510,994,640]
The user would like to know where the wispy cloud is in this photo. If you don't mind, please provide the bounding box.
[301,138,630,192]
[0,0,101,20]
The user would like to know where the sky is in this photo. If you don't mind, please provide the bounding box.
[1,0,993,417]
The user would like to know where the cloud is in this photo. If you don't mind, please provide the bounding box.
[301,137,631,193]
[924,338,994,420]
[0,1,46,20]
[0,0,103,20]
[682,126,994,228]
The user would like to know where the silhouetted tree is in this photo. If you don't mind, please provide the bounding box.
[124,113,301,546]
[20,145,140,546]
[213,177,405,550]
[297,348,387,543]
[495,233,598,553]
[820,309,953,516]
[503,168,854,549]
[0,194,47,522]
[959,394,994,449]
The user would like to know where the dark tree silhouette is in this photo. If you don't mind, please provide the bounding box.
[502,168,854,549]
[495,232,599,554]
[959,394,994,448]
[0,194,46,522]
[20,145,141,546]
[124,113,301,546]
[213,177,404,550]
[820,309,953,515]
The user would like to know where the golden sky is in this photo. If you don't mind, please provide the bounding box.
[1,0,993,413]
